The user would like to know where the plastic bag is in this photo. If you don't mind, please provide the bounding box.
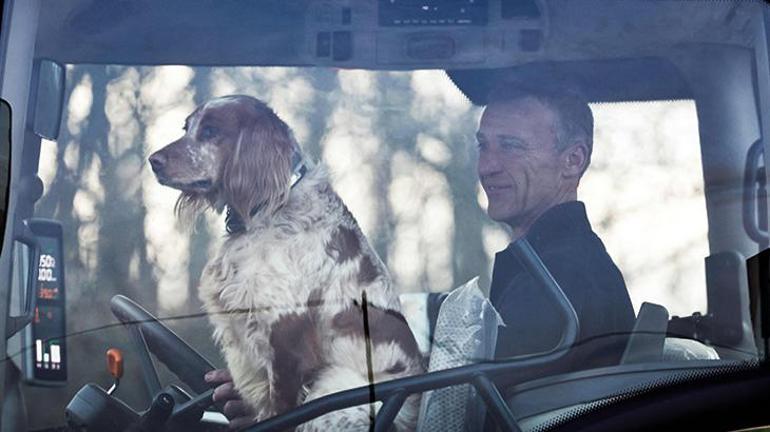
[417,277,504,432]
[662,337,719,361]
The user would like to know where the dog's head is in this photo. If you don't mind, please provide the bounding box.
[149,95,297,221]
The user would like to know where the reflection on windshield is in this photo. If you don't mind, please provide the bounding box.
[27,65,714,429]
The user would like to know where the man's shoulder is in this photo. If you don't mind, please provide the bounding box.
[526,201,616,267]
[494,233,626,301]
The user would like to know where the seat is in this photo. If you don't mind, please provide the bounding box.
[413,278,502,432]
[621,302,670,364]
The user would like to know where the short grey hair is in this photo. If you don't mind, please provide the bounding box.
[487,80,594,166]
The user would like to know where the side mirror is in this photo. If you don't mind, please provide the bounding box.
[32,59,65,141]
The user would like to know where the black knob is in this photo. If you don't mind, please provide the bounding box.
[140,392,175,431]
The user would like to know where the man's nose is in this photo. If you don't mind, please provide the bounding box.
[477,151,502,177]
[149,152,166,174]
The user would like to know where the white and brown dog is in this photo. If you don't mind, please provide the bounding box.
[149,95,423,430]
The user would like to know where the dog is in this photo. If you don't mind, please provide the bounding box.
[149,95,424,430]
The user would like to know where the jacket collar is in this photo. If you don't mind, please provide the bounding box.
[495,201,593,268]
[490,201,592,303]
[523,201,593,251]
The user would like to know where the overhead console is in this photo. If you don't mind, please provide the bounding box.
[378,0,490,26]
[302,0,548,69]
[36,1,753,69]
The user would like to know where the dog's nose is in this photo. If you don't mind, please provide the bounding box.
[149,152,166,174]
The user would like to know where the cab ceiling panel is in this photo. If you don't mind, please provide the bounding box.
[36,0,308,66]
[34,0,758,69]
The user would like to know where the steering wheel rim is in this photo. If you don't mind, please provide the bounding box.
[110,295,217,396]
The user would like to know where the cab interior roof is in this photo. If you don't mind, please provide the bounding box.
[31,0,756,104]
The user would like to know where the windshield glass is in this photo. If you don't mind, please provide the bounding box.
[8,1,768,431]
[21,64,723,428]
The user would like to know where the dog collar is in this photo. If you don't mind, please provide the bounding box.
[226,149,308,234]
[289,149,307,189]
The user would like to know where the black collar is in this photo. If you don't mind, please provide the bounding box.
[490,201,592,303]
[494,201,593,277]
[288,149,308,189]
[225,150,308,234]
[523,201,593,251]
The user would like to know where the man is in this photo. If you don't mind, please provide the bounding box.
[477,81,635,370]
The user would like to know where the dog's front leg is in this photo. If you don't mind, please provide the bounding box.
[268,311,323,414]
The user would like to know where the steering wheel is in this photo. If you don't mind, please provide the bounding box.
[65,295,224,431]
[109,295,217,395]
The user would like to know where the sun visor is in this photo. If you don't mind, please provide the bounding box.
[446,57,693,106]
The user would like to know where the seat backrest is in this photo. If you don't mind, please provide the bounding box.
[621,302,669,364]
[417,278,502,432]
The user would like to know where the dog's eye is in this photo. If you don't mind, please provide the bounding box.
[200,126,220,140]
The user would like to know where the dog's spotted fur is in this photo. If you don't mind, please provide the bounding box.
[149,95,423,430]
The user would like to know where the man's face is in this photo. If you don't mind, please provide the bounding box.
[476,97,568,228]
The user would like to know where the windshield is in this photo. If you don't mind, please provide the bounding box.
[20,64,724,427]
[5,1,768,431]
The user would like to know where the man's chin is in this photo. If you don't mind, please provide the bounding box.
[487,207,518,227]
[486,206,508,222]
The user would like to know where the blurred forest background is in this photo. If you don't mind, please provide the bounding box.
[19,65,707,428]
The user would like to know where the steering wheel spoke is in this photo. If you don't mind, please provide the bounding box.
[108,295,225,429]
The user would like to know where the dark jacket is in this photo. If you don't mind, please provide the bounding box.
[490,201,635,374]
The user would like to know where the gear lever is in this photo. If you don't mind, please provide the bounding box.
[106,348,124,395]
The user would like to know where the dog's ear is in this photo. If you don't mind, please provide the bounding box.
[222,109,294,221]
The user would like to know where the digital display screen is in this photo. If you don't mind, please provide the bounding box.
[33,306,65,374]
[379,0,488,26]
[36,236,61,301]
[29,232,67,382]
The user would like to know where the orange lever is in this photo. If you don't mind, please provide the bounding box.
[106,348,124,380]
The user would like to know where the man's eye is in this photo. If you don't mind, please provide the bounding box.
[500,139,525,150]
[200,126,219,140]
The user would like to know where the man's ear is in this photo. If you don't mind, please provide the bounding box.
[561,141,590,179]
